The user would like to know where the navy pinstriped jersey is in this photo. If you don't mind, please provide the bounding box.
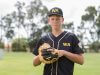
[33,31,84,75]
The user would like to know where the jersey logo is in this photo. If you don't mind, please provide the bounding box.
[63,42,71,47]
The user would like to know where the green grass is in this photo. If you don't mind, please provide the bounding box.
[0,52,100,75]
[0,52,43,75]
[74,53,100,75]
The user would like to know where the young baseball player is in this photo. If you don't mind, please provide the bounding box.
[33,7,84,75]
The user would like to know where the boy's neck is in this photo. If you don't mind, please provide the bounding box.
[52,29,63,37]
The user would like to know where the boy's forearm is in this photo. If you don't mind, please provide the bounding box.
[58,50,84,65]
[33,55,41,66]
[63,50,84,65]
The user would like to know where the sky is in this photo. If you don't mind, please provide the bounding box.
[0,0,100,43]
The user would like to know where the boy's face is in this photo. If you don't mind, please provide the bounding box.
[48,15,64,29]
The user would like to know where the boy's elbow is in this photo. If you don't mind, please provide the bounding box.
[33,60,40,66]
[33,55,41,66]
[79,57,84,65]
[77,60,84,65]
[33,58,41,67]
[33,63,39,67]
[78,54,84,65]
[80,61,84,65]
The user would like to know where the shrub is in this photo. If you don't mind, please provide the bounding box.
[12,38,28,52]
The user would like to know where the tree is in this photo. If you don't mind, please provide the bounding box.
[2,14,14,40]
[0,17,3,42]
[12,38,28,52]
[0,41,4,49]
[81,6,100,52]
[81,6,98,42]
[89,41,100,52]
[62,22,74,33]
[25,0,48,50]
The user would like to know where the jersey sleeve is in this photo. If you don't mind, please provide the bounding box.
[33,38,44,55]
[72,34,84,54]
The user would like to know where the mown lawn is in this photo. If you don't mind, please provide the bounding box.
[0,52,100,75]
[74,53,100,75]
[0,52,43,75]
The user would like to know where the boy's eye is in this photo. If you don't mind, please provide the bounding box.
[51,18,60,20]
[51,18,54,20]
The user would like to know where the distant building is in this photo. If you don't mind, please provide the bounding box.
[4,42,12,52]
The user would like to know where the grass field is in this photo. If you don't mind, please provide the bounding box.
[0,52,100,75]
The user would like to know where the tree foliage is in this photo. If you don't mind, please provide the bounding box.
[12,38,28,52]
[81,6,100,52]
[0,41,4,49]
[89,41,100,52]
[1,1,100,52]
[1,14,14,40]
[0,0,49,51]
[81,6,100,41]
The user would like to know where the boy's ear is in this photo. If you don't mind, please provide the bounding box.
[63,17,64,21]
[62,17,64,22]
[48,18,50,23]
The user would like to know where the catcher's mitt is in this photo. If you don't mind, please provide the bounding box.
[38,43,59,64]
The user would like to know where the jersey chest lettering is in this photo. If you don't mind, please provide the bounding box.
[63,42,71,47]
